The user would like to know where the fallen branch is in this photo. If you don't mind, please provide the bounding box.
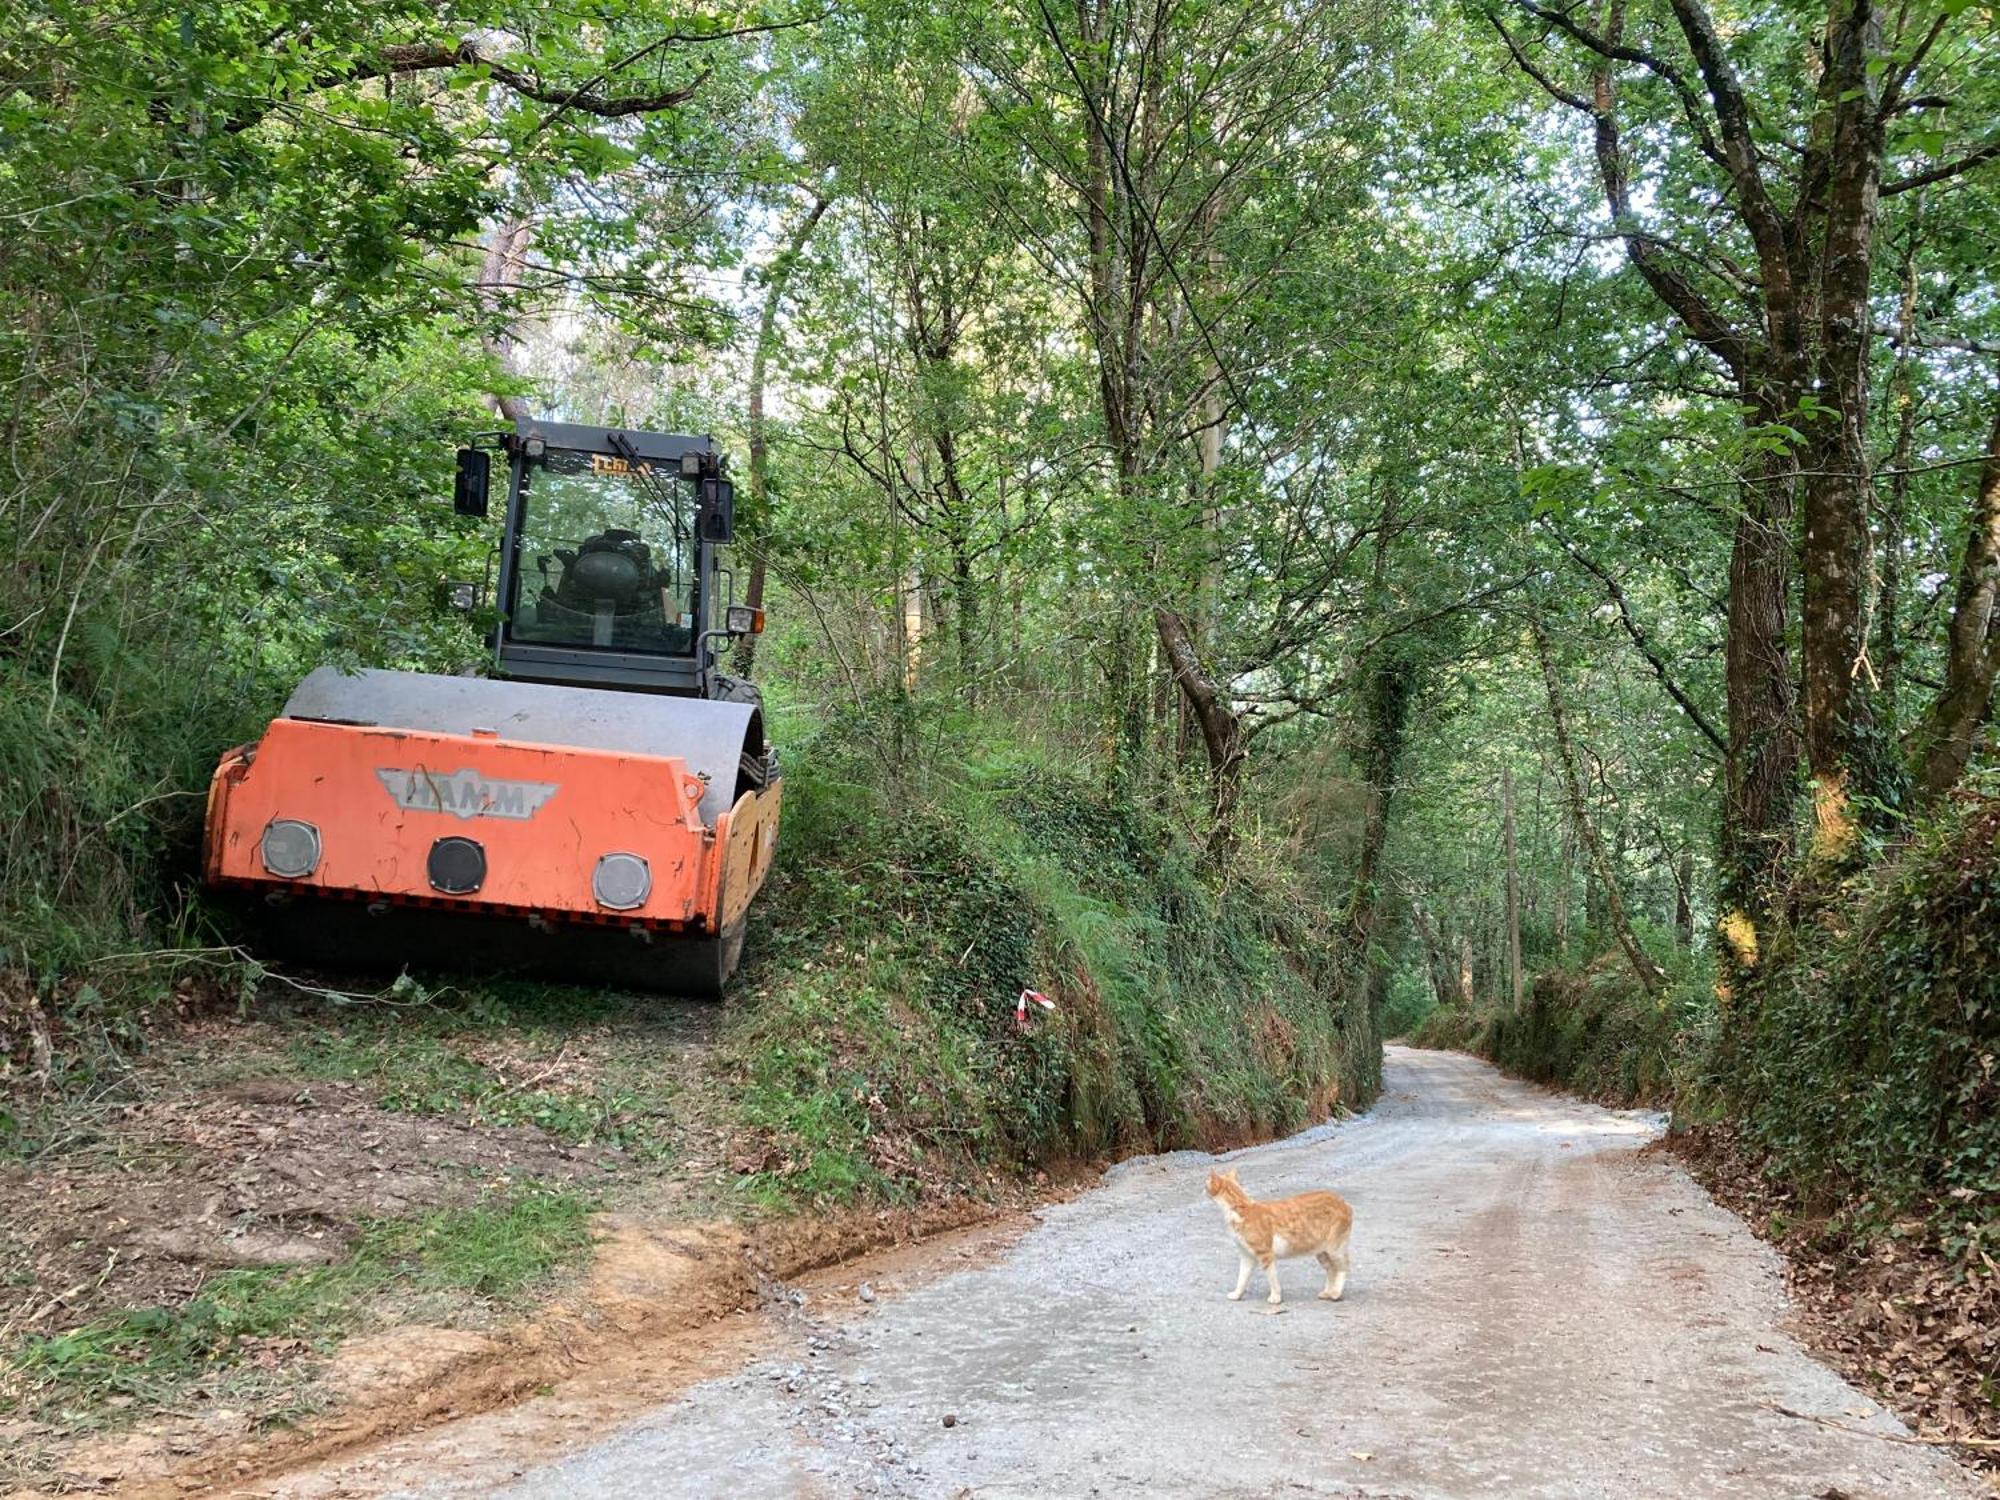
[488,1044,574,1100]
[1759,1400,2000,1450]
[84,944,450,1007]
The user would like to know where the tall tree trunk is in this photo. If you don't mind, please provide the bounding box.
[1553,777,1573,954]
[1502,763,1523,1009]
[1877,210,1924,718]
[1909,403,2000,801]
[1338,650,1415,1048]
[478,216,534,423]
[1342,651,1415,949]
[1719,447,1802,922]
[928,420,980,701]
[950,530,977,701]
[1799,0,1897,857]
[1534,617,1664,995]
[1406,896,1458,1009]
[737,193,831,679]
[1155,604,1244,842]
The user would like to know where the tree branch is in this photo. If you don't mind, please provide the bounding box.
[1883,134,2000,194]
[1555,529,1727,754]
[1490,15,1590,112]
[1881,12,1948,119]
[1661,0,1791,276]
[362,41,708,117]
[1871,321,2000,356]
[1507,0,1727,167]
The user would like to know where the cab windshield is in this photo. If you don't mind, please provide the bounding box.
[507,448,696,655]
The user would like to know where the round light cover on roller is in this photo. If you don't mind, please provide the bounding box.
[260,818,321,879]
[593,852,651,911]
[428,836,486,895]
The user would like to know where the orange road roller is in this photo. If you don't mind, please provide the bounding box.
[203,420,780,996]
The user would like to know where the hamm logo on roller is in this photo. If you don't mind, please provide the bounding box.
[375,767,558,821]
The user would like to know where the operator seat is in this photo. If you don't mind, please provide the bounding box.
[548,530,655,614]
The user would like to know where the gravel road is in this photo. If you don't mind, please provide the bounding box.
[374,1046,1978,1499]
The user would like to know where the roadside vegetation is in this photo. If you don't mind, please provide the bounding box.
[1,711,1374,1483]
[1405,789,2000,1457]
[1404,784,2000,1251]
[729,718,1376,1209]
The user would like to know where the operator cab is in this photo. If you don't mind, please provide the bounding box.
[457,420,745,698]
[512,450,695,655]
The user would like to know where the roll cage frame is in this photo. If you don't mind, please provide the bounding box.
[480,419,735,699]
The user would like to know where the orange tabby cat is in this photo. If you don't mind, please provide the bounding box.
[1205,1166,1352,1306]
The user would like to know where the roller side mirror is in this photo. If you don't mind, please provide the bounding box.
[454,448,490,517]
[699,477,734,543]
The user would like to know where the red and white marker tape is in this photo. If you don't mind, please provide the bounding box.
[1014,988,1056,1027]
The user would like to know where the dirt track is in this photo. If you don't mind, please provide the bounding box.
[258,1046,1982,1499]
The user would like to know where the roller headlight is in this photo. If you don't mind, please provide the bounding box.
[428,836,486,895]
[593,852,651,911]
[260,819,321,879]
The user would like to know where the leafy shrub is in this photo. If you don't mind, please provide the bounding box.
[1713,796,2000,1241]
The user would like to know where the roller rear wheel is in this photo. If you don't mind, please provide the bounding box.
[238,899,748,1000]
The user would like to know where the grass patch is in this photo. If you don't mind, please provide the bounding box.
[235,979,707,1161]
[729,974,904,1209]
[3,1186,594,1422]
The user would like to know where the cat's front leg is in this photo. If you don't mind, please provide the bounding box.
[1228,1251,1252,1300]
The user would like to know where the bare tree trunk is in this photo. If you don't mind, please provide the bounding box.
[1406,895,1458,1009]
[1909,403,2000,801]
[950,531,977,699]
[1503,764,1523,1009]
[901,564,925,692]
[1877,212,1924,718]
[478,217,534,423]
[1534,616,1663,996]
[737,193,831,679]
[1553,774,1573,954]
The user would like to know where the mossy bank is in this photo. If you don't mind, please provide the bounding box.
[725,719,1382,1207]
